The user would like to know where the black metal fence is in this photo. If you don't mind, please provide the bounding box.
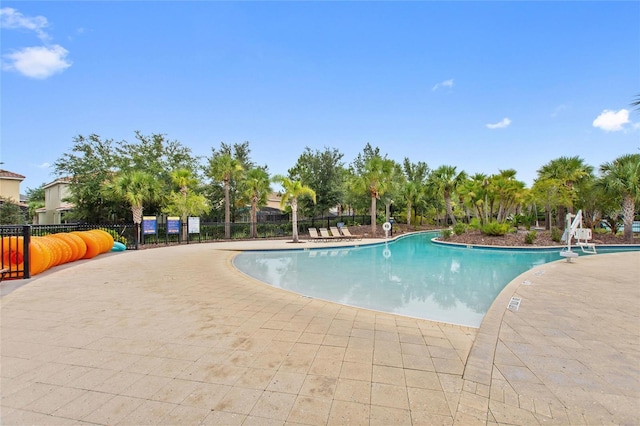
[0,215,371,280]
[0,225,31,279]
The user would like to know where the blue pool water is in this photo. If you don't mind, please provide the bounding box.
[233,232,636,327]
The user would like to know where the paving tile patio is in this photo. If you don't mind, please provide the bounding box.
[1,238,638,425]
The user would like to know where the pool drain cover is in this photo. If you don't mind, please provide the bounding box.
[508,297,521,311]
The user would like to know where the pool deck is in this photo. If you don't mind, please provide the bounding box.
[1,238,638,425]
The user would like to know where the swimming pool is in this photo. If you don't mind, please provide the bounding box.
[233,232,636,327]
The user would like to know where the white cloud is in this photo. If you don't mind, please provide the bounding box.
[432,79,454,91]
[592,109,630,132]
[36,162,50,169]
[486,118,511,129]
[2,45,71,79]
[0,7,50,41]
[1,8,71,79]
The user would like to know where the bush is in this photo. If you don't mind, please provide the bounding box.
[551,227,562,242]
[468,218,481,230]
[524,231,537,244]
[507,213,525,228]
[594,227,608,235]
[441,229,452,239]
[452,223,466,235]
[481,222,511,236]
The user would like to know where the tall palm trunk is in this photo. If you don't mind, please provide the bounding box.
[370,194,377,236]
[444,190,456,225]
[622,195,635,241]
[224,180,231,239]
[291,199,299,243]
[250,195,258,239]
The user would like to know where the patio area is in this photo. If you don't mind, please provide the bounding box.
[1,239,638,425]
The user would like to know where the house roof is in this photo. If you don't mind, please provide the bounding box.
[43,177,72,189]
[0,169,26,180]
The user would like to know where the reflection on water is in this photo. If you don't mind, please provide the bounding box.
[233,233,564,327]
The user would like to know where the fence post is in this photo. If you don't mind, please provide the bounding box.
[22,225,31,279]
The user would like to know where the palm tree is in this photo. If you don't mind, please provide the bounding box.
[402,159,430,228]
[166,169,209,241]
[102,170,162,247]
[430,165,467,226]
[458,173,491,225]
[537,156,593,228]
[490,169,526,223]
[598,154,640,241]
[208,153,243,239]
[171,168,198,198]
[241,167,272,238]
[402,181,419,229]
[631,93,640,111]
[273,175,316,243]
[351,156,396,236]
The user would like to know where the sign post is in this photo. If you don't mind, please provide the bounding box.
[167,216,180,241]
[142,216,157,245]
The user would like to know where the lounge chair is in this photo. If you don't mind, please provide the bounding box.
[318,228,340,240]
[330,226,349,240]
[308,228,323,242]
[340,226,362,241]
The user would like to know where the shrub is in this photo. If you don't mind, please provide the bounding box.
[551,227,562,242]
[481,222,511,236]
[441,229,452,239]
[468,218,481,230]
[524,231,537,244]
[452,223,466,235]
[594,227,608,235]
[507,213,525,229]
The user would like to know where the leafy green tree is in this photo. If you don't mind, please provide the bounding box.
[54,132,197,223]
[25,184,45,223]
[576,179,611,230]
[102,171,163,244]
[430,165,467,226]
[530,178,568,230]
[288,147,345,217]
[207,151,244,239]
[0,198,27,225]
[273,175,316,243]
[239,167,272,238]
[116,131,199,215]
[54,134,122,222]
[116,131,198,176]
[597,153,640,241]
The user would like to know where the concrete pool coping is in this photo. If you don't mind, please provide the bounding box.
[1,237,638,425]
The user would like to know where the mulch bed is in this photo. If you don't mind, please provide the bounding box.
[435,229,638,247]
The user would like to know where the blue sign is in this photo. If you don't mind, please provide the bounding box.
[142,216,157,235]
[167,217,180,235]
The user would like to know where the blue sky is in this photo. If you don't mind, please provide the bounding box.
[1,2,639,194]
